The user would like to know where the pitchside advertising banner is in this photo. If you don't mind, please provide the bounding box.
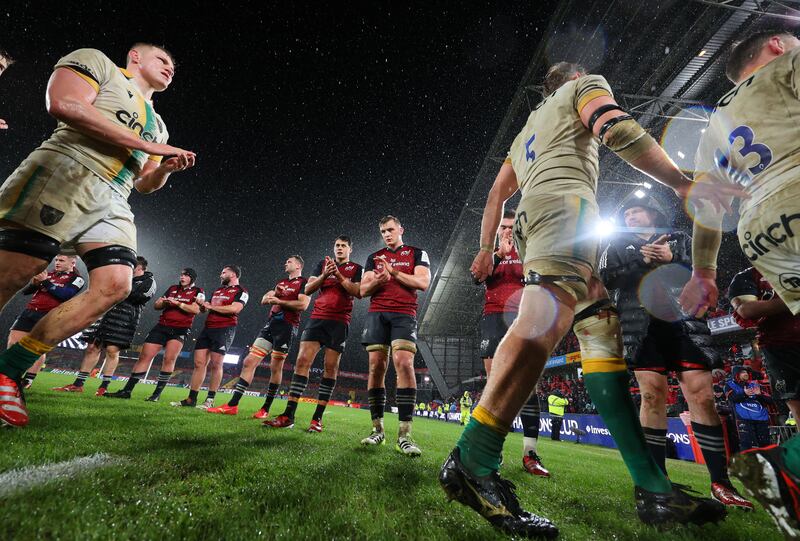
[513,414,695,461]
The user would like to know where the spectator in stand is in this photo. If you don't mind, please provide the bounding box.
[726,366,773,450]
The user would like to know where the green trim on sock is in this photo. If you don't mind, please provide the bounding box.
[0,343,43,380]
[584,371,672,493]
[456,417,506,477]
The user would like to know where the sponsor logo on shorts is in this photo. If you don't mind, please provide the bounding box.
[741,212,800,262]
[780,273,800,292]
[40,205,65,226]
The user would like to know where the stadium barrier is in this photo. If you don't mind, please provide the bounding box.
[414,409,697,462]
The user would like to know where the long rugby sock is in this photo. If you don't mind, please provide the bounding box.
[0,337,52,380]
[261,383,279,411]
[152,371,171,396]
[123,371,145,392]
[283,374,308,419]
[583,364,672,494]
[228,377,250,407]
[456,406,508,477]
[206,391,216,401]
[72,371,90,387]
[23,372,37,387]
[312,377,336,421]
[188,389,199,402]
[368,387,386,428]
[520,394,541,456]
[643,426,668,475]
[99,374,112,389]
[781,435,800,476]
[692,421,731,485]
[397,388,416,438]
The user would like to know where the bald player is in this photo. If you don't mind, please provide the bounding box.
[679,30,800,539]
[439,62,744,536]
[0,43,196,428]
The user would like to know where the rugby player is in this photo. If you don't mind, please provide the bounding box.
[440,62,744,536]
[600,201,752,509]
[55,256,156,395]
[172,265,247,409]
[478,209,548,477]
[208,257,307,417]
[0,47,14,129]
[678,31,800,538]
[264,238,362,431]
[104,267,202,400]
[0,43,195,427]
[9,254,84,388]
[360,216,430,456]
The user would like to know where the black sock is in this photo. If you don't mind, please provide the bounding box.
[313,377,337,421]
[396,388,416,422]
[73,371,89,387]
[23,372,37,385]
[99,374,112,389]
[368,387,386,421]
[228,377,251,407]
[643,426,668,476]
[520,394,541,439]
[188,389,199,402]
[692,421,730,485]
[284,374,308,419]
[206,391,216,401]
[153,371,171,395]
[261,382,279,411]
[123,371,145,392]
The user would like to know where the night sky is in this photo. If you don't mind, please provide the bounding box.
[0,2,555,370]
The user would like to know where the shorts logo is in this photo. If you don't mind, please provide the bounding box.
[480,339,490,351]
[40,205,65,226]
[780,273,800,292]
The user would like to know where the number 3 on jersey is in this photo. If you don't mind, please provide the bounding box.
[714,125,772,186]
[525,134,536,162]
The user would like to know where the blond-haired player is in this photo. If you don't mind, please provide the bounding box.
[0,43,195,428]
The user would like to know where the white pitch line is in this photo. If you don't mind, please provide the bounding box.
[0,453,124,497]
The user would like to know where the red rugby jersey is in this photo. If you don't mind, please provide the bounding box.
[205,284,249,329]
[269,276,308,328]
[25,270,85,312]
[364,245,429,317]
[483,248,524,315]
[157,284,204,329]
[729,267,800,348]
[309,260,363,324]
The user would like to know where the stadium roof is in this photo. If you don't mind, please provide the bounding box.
[418,0,800,396]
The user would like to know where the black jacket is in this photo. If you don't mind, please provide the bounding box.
[86,272,157,346]
[598,232,718,366]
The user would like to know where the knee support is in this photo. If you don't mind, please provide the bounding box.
[366,344,390,353]
[0,228,60,262]
[391,339,417,354]
[249,338,273,358]
[270,351,287,363]
[82,245,137,271]
[600,116,657,163]
[573,299,625,374]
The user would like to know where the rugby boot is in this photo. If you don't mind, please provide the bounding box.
[264,415,294,428]
[731,444,800,539]
[439,447,558,538]
[522,452,550,478]
[635,483,727,526]
[0,374,28,428]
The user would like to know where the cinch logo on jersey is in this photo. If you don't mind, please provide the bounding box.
[740,212,800,262]
[115,110,157,141]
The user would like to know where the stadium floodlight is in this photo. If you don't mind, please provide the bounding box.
[677,151,685,159]
[642,182,652,189]
[634,189,646,199]
[596,219,615,238]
